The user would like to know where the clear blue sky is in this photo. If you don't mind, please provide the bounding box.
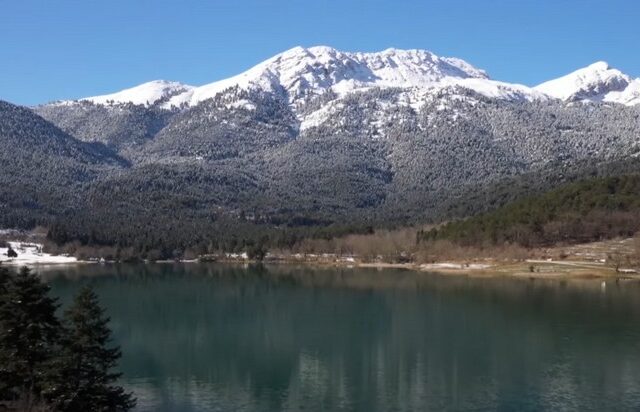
[2,0,639,105]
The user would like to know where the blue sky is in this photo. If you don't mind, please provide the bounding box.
[2,0,639,105]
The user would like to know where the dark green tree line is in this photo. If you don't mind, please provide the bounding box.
[419,175,640,248]
[0,266,134,411]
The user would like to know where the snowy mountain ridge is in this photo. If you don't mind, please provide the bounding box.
[56,46,640,109]
[73,46,546,109]
[82,80,194,107]
[169,45,499,106]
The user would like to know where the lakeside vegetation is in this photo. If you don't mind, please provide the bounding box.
[419,175,640,248]
[3,174,640,271]
[0,267,134,412]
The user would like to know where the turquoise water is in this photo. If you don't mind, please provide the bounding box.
[42,264,640,411]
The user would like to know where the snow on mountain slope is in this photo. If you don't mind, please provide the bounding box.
[66,46,544,109]
[169,46,489,105]
[82,80,194,107]
[534,62,638,105]
[43,47,640,111]
[167,46,544,107]
[440,77,547,101]
[604,78,640,106]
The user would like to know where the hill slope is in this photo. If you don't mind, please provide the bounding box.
[420,175,640,247]
[0,100,124,227]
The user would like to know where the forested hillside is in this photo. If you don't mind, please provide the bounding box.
[419,175,640,248]
[35,101,177,151]
[0,101,124,229]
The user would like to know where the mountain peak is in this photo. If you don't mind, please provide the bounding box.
[305,45,338,55]
[588,61,610,71]
[534,62,631,102]
[164,45,495,107]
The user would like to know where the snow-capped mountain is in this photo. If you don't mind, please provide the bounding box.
[167,46,501,107]
[12,47,640,241]
[36,45,640,157]
[535,61,640,105]
[63,46,545,109]
[47,47,640,111]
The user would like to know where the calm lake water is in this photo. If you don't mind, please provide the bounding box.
[39,264,640,412]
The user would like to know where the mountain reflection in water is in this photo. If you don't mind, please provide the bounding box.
[40,263,640,412]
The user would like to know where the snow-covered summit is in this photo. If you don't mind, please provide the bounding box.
[166,45,500,107]
[65,46,546,109]
[534,62,637,104]
[82,80,195,107]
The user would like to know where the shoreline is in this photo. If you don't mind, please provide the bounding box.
[4,255,637,280]
[149,257,640,280]
[9,257,638,280]
[278,259,639,279]
[3,245,637,280]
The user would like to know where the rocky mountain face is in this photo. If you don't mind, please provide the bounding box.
[2,46,639,242]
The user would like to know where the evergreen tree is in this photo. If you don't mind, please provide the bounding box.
[49,287,135,412]
[0,266,9,295]
[0,267,60,410]
[246,242,267,261]
[0,266,10,401]
[6,247,18,258]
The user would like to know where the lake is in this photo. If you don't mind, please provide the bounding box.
[40,263,640,411]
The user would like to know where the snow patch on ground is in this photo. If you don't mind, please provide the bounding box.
[225,99,256,111]
[420,262,492,270]
[0,242,78,266]
[299,102,342,131]
[225,252,249,260]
